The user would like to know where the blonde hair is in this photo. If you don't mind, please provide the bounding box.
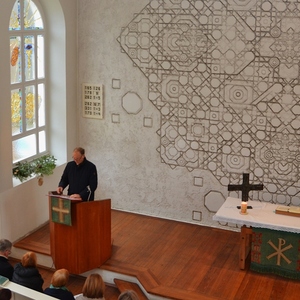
[82,273,105,298]
[118,290,140,300]
[21,252,37,268]
[51,269,69,287]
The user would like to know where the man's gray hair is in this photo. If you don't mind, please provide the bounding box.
[73,147,85,155]
[0,239,12,252]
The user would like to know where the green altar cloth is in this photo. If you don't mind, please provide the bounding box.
[50,196,72,226]
[251,227,300,279]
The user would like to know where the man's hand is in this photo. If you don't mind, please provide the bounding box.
[57,187,63,194]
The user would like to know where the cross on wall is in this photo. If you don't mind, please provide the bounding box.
[228,173,264,202]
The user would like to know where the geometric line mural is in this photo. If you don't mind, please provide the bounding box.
[118,0,300,206]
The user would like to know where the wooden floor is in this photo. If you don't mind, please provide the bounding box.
[13,210,300,300]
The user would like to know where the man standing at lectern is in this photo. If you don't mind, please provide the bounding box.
[56,147,98,201]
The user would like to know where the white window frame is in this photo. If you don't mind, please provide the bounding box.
[9,0,48,165]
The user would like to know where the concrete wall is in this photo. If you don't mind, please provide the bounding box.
[78,0,300,230]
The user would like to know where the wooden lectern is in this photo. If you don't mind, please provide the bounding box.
[48,192,111,274]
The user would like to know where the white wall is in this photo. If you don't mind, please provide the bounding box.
[2,0,300,246]
[0,0,78,244]
[77,0,300,230]
[77,0,222,226]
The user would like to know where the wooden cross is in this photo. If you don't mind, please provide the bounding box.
[52,198,70,223]
[228,173,263,202]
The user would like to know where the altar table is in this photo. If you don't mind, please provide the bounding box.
[213,197,300,271]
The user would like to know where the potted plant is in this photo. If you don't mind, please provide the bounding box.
[13,154,57,185]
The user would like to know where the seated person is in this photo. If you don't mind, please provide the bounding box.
[76,273,105,300]
[12,251,44,292]
[44,268,75,300]
[118,290,140,300]
[0,239,14,280]
[0,288,12,300]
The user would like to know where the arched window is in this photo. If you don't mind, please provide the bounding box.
[9,0,46,163]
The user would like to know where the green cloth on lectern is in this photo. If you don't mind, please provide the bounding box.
[251,227,300,280]
[51,196,72,226]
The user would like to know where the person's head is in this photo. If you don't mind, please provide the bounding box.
[72,147,85,165]
[0,239,12,258]
[0,288,12,300]
[118,290,140,300]
[51,269,69,288]
[82,273,105,298]
[21,251,37,268]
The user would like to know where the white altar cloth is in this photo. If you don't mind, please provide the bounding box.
[213,197,300,234]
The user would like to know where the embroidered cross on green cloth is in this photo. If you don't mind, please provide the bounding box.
[251,227,300,279]
[51,196,72,226]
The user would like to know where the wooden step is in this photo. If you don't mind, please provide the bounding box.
[13,223,50,256]
[114,279,148,300]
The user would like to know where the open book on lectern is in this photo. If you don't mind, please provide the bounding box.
[48,191,82,201]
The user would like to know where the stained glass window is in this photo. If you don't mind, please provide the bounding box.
[9,0,46,164]
[24,36,35,81]
[11,88,22,135]
[10,37,21,83]
[9,0,44,30]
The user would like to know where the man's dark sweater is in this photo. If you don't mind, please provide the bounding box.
[0,256,14,280]
[58,157,98,201]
